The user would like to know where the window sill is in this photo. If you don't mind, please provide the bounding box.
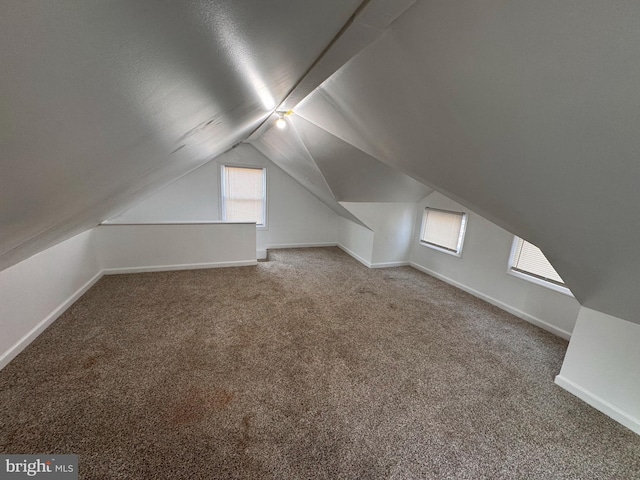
[508,268,574,297]
[419,241,462,258]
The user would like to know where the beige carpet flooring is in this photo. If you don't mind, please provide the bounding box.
[1,247,639,479]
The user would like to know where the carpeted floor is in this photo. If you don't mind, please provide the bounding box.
[1,247,639,479]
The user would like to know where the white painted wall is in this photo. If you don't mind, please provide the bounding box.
[0,143,339,371]
[97,223,257,273]
[409,192,581,339]
[312,1,640,324]
[337,217,374,267]
[335,193,580,338]
[340,202,416,266]
[0,0,363,273]
[0,221,264,371]
[105,167,221,223]
[556,307,640,435]
[0,229,101,369]
[108,144,339,257]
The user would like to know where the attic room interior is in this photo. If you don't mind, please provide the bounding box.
[1,0,640,478]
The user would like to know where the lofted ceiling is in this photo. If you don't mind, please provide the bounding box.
[3,1,640,325]
[257,0,640,323]
[0,0,362,270]
[291,116,429,203]
[250,119,365,227]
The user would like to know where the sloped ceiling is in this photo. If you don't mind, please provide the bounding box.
[0,0,362,270]
[291,116,430,202]
[250,111,430,229]
[294,89,387,162]
[4,1,640,325]
[287,0,640,323]
[250,122,365,227]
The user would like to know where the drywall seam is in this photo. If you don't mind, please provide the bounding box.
[409,262,571,340]
[555,374,640,435]
[102,260,258,275]
[0,271,104,370]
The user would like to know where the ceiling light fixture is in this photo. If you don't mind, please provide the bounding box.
[275,110,293,129]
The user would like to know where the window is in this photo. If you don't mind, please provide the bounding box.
[221,166,266,227]
[419,208,467,256]
[508,237,572,295]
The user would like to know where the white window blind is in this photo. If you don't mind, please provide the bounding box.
[420,208,466,254]
[511,237,564,285]
[223,166,265,226]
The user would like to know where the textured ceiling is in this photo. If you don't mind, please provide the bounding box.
[291,116,430,203]
[3,0,640,325]
[0,0,361,270]
[250,121,365,227]
[288,0,640,323]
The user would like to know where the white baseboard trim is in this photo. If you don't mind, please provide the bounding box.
[337,244,372,268]
[555,374,640,435]
[337,244,411,270]
[371,261,410,269]
[102,260,257,275]
[1,259,258,371]
[409,262,571,340]
[0,270,104,371]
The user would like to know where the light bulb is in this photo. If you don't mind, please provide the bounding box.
[276,117,287,129]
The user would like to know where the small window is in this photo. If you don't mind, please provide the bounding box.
[419,208,467,256]
[508,237,572,295]
[221,166,266,227]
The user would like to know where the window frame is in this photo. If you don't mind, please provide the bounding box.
[418,207,468,257]
[220,164,268,229]
[507,236,573,296]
